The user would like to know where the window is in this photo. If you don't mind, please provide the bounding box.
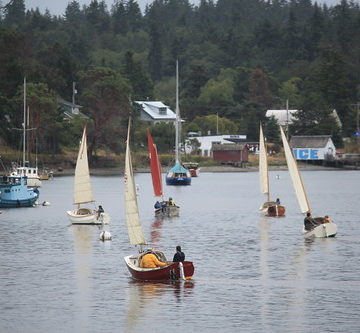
[159,107,167,115]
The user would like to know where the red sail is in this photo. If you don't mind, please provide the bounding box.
[147,129,163,197]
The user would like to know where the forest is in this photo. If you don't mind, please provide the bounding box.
[0,0,359,162]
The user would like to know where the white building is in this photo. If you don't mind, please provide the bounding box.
[289,135,336,160]
[265,109,298,126]
[134,101,176,124]
[185,134,247,157]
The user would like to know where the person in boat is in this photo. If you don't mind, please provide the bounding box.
[304,212,320,231]
[97,205,104,218]
[140,250,167,268]
[173,245,185,262]
[276,198,281,205]
[169,197,175,206]
[324,215,331,223]
[154,201,161,210]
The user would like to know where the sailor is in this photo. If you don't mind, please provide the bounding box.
[169,197,175,206]
[304,212,320,231]
[173,245,185,262]
[140,250,167,268]
[276,198,281,205]
[154,201,161,209]
[97,205,104,218]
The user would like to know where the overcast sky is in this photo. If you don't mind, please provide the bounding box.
[23,0,344,16]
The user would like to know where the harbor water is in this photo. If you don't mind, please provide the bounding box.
[0,170,359,332]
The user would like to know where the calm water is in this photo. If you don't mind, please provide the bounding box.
[1,170,360,333]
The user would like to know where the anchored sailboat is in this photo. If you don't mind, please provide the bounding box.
[10,78,41,188]
[124,119,194,281]
[259,123,285,216]
[147,129,179,217]
[66,126,110,224]
[165,61,191,186]
[280,126,337,238]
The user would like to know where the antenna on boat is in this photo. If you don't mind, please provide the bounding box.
[175,59,179,163]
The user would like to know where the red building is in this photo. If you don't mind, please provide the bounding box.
[212,144,249,165]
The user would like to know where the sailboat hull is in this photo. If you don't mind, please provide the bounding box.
[303,221,337,239]
[155,205,180,217]
[266,205,285,217]
[67,208,110,225]
[124,255,194,281]
[165,176,191,186]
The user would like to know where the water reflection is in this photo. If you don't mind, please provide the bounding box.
[70,225,98,332]
[150,216,164,245]
[125,280,195,331]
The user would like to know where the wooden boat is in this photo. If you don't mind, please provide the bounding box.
[165,61,191,186]
[280,126,337,238]
[0,175,39,208]
[182,162,200,177]
[259,123,285,217]
[147,129,179,217]
[124,119,194,281]
[66,126,110,225]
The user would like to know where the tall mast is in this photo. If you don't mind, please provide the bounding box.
[175,60,179,163]
[23,77,26,167]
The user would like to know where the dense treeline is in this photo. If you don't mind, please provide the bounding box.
[0,0,359,158]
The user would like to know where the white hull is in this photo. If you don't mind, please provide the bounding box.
[303,222,337,239]
[155,205,180,217]
[67,209,110,225]
[27,178,42,188]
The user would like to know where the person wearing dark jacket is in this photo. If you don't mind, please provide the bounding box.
[173,245,185,262]
[304,212,320,231]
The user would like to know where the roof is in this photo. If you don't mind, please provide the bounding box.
[134,101,176,120]
[212,143,248,151]
[265,109,298,126]
[290,135,332,148]
[168,162,189,173]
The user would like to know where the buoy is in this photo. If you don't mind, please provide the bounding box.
[99,230,112,241]
[42,201,51,206]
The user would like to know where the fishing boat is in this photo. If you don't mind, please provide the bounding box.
[10,78,41,188]
[165,61,191,186]
[259,124,285,217]
[124,119,194,281]
[147,129,179,217]
[66,126,110,225]
[182,162,200,177]
[280,126,337,238]
[0,175,39,207]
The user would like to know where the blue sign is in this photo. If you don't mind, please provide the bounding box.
[292,149,319,160]
[354,131,359,137]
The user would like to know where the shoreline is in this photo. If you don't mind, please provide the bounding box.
[53,164,351,177]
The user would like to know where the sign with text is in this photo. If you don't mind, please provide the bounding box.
[292,148,320,160]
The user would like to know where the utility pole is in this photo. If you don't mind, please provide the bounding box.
[286,99,289,140]
[350,102,360,142]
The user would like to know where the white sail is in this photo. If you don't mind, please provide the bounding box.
[124,121,146,246]
[280,126,310,213]
[73,127,94,204]
[259,124,269,198]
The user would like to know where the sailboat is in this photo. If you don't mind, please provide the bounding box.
[259,123,285,217]
[165,61,191,186]
[10,78,41,188]
[66,126,110,225]
[147,129,179,217]
[124,119,194,281]
[280,126,337,238]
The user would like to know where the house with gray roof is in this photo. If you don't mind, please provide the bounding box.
[289,135,336,160]
[134,101,176,124]
[58,97,88,121]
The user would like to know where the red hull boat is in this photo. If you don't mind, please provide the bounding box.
[125,254,194,281]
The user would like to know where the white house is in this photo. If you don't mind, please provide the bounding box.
[265,109,299,126]
[266,109,342,128]
[289,135,336,160]
[185,134,247,157]
[134,101,176,124]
